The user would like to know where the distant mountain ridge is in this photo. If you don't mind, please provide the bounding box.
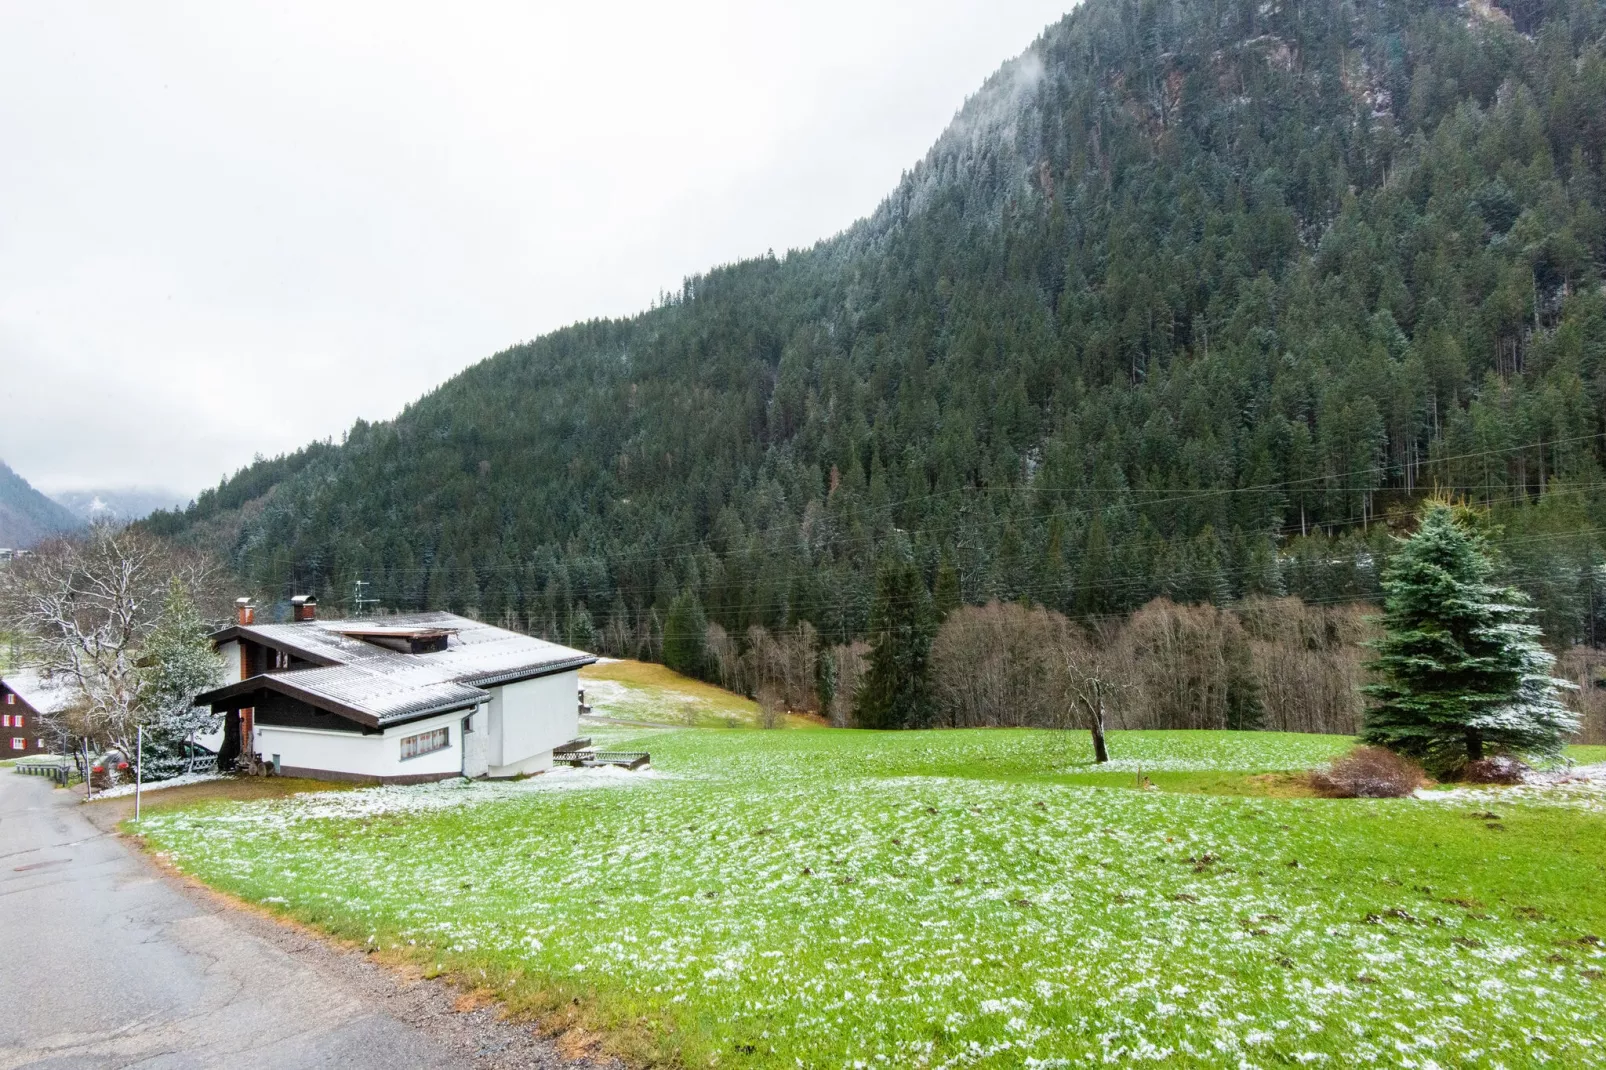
[52,487,188,526]
[0,461,84,548]
[150,0,1606,651]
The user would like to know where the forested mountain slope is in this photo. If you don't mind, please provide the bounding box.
[0,461,84,548]
[151,0,1606,651]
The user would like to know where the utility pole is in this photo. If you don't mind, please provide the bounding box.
[353,579,379,618]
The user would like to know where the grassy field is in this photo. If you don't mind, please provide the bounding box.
[136,727,1606,1068]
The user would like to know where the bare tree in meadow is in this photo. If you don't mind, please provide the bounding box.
[1054,622,1130,763]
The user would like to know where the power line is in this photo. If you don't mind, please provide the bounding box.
[226,431,1606,580]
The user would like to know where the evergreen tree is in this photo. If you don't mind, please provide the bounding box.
[138,578,225,776]
[662,590,708,679]
[933,551,962,618]
[566,603,596,651]
[816,646,837,721]
[857,553,936,730]
[1076,514,1113,617]
[1363,503,1576,774]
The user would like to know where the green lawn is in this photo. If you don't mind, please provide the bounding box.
[139,729,1606,1068]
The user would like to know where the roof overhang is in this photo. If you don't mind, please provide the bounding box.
[207,626,342,667]
[194,675,483,730]
[463,654,598,689]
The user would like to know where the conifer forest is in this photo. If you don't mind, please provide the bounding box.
[148,0,1606,730]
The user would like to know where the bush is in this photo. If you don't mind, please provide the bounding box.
[1459,755,1529,784]
[1310,746,1426,798]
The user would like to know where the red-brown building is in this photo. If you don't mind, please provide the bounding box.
[0,669,72,758]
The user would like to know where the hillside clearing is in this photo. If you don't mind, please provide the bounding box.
[138,729,1606,1068]
[580,658,816,730]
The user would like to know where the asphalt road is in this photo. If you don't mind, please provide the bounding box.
[0,772,580,1070]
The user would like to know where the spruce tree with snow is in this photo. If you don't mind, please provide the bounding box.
[1362,503,1576,775]
[138,578,224,776]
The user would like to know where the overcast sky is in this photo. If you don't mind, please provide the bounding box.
[0,1,1070,499]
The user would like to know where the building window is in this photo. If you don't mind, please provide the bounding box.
[272,649,291,670]
[5,693,13,704]
[399,726,450,761]
[1,714,8,727]
[10,738,23,750]
[11,714,20,728]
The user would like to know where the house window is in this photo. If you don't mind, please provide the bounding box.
[10,738,23,750]
[1,714,8,727]
[272,649,291,670]
[11,714,20,728]
[400,726,450,761]
[5,693,13,704]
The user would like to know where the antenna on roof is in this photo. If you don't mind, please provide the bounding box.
[353,579,380,618]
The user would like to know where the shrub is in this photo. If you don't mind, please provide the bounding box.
[1310,746,1426,798]
[1459,755,1529,784]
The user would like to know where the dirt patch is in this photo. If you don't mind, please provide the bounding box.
[81,775,359,831]
[1245,773,1323,798]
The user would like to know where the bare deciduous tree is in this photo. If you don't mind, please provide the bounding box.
[706,622,742,693]
[0,526,227,752]
[930,601,1069,728]
[1238,598,1374,735]
[1557,645,1606,745]
[1054,622,1130,763]
[828,641,871,726]
[926,596,1373,744]
[1122,599,1259,731]
[756,683,785,729]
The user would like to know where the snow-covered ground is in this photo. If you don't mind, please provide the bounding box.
[93,771,226,799]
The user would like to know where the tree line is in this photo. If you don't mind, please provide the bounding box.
[617,544,1603,748]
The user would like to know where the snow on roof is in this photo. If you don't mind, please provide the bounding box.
[202,612,595,727]
[1,668,78,716]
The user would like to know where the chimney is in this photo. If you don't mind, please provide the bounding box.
[235,597,256,626]
[291,595,317,622]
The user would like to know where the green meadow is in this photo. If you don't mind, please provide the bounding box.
[138,728,1606,1068]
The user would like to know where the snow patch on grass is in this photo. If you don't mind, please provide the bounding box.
[139,729,1606,1068]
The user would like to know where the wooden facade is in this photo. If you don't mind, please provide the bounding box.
[0,679,60,758]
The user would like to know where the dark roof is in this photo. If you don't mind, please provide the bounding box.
[199,612,595,728]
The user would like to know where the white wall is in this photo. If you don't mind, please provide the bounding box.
[461,705,488,778]
[254,702,484,781]
[192,641,239,753]
[486,670,579,776]
[218,640,243,682]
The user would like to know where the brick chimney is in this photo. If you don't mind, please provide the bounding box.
[235,597,256,626]
[291,595,317,622]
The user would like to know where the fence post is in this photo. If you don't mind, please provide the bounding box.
[135,724,143,822]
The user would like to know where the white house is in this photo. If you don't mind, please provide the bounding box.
[194,598,595,783]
